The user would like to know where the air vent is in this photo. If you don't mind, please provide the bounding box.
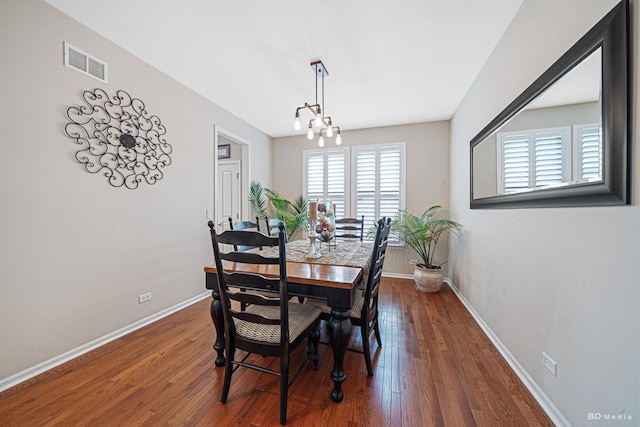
[64,42,108,83]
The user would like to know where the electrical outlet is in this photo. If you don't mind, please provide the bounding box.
[543,352,557,377]
[138,292,152,304]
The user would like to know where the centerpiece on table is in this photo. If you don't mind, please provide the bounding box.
[314,200,336,248]
[305,201,322,259]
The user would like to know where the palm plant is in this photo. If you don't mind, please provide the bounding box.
[249,181,269,220]
[248,181,309,240]
[391,206,462,269]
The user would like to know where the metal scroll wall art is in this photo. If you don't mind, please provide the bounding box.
[64,89,173,189]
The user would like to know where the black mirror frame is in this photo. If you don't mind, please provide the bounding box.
[470,0,629,209]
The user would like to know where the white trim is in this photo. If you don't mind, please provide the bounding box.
[0,292,210,393]
[214,125,251,222]
[445,279,570,427]
[381,271,413,279]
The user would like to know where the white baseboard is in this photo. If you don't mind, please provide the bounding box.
[0,291,211,393]
[445,279,570,427]
[381,271,414,279]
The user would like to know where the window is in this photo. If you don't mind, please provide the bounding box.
[303,142,405,242]
[499,127,570,193]
[497,125,605,194]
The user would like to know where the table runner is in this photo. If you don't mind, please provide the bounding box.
[260,239,374,285]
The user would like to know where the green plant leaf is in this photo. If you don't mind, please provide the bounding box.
[390,206,462,268]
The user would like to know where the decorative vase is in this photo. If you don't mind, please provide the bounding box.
[413,264,443,293]
[310,199,336,248]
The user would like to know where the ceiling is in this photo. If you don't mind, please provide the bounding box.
[45,0,523,138]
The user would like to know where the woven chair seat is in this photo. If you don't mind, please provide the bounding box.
[236,303,322,344]
[306,291,364,319]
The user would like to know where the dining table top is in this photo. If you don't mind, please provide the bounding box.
[204,239,372,290]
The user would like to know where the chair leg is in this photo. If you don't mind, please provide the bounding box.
[361,323,374,377]
[373,317,382,347]
[221,345,235,403]
[280,355,289,424]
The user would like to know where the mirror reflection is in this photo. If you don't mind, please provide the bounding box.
[472,48,602,199]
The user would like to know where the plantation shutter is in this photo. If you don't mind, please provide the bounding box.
[534,130,565,188]
[303,148,348,218]
[502,133,530,193]
[575,124,602,181]
[352,143,405,234]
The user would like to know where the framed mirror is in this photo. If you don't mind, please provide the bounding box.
[470,0,629,209]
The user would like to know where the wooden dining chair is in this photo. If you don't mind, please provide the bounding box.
[264,217,290,244]
[209,221,322,425]
[265,217,283,237]
[228,217,262,251]
[305,217,391,377]
[334,216,365,241]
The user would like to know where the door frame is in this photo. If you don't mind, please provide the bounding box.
[213,125,251,224]
[217,159,241,231]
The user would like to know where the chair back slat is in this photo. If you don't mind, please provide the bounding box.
[217,229,276,249]
[334,216,365,241]
[223,271,281,292]
[227,218,264,251]
[220,251,280,265]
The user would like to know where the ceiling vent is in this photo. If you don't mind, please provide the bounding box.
[64,42,108,83]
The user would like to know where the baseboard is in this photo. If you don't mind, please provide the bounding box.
[445,279,570,427]
[0,291,211,393]
[381,271,414,279]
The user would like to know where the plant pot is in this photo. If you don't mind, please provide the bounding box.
[413,264,443,293]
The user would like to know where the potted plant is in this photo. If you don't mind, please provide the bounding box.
[248,181,309,241]
[390,206,462,293]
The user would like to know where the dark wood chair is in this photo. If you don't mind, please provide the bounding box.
[208,221,321,425]
[265,217,286,240]
[228,217,261,251]
[334,216,365,241]
[305,217,391,376]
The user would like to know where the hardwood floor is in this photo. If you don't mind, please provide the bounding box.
[0,278,553,426]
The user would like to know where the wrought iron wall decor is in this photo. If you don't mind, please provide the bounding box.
[64,89,173,189]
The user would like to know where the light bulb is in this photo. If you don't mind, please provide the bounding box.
[326,126,333,137]
[318,135,325,147]
[307,126,314,140]
[336,133,342,145]
[315,115,322,128]
[294,114,301,130]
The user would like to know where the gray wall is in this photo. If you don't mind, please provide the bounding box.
[0,0,271,382]
[450,0,638,425]
[272,122,450,276]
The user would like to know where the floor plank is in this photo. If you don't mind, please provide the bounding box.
[0,278,553,426]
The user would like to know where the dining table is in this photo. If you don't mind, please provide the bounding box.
[204,238,373,402]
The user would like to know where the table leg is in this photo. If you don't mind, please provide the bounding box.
[209,290,225,367]
[328,308,351,402]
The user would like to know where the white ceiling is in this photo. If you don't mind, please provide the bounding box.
[45,0,523,138]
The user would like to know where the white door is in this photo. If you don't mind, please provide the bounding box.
[216,161,241,232]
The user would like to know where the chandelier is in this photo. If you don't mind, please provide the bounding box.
[293,60,342,147]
